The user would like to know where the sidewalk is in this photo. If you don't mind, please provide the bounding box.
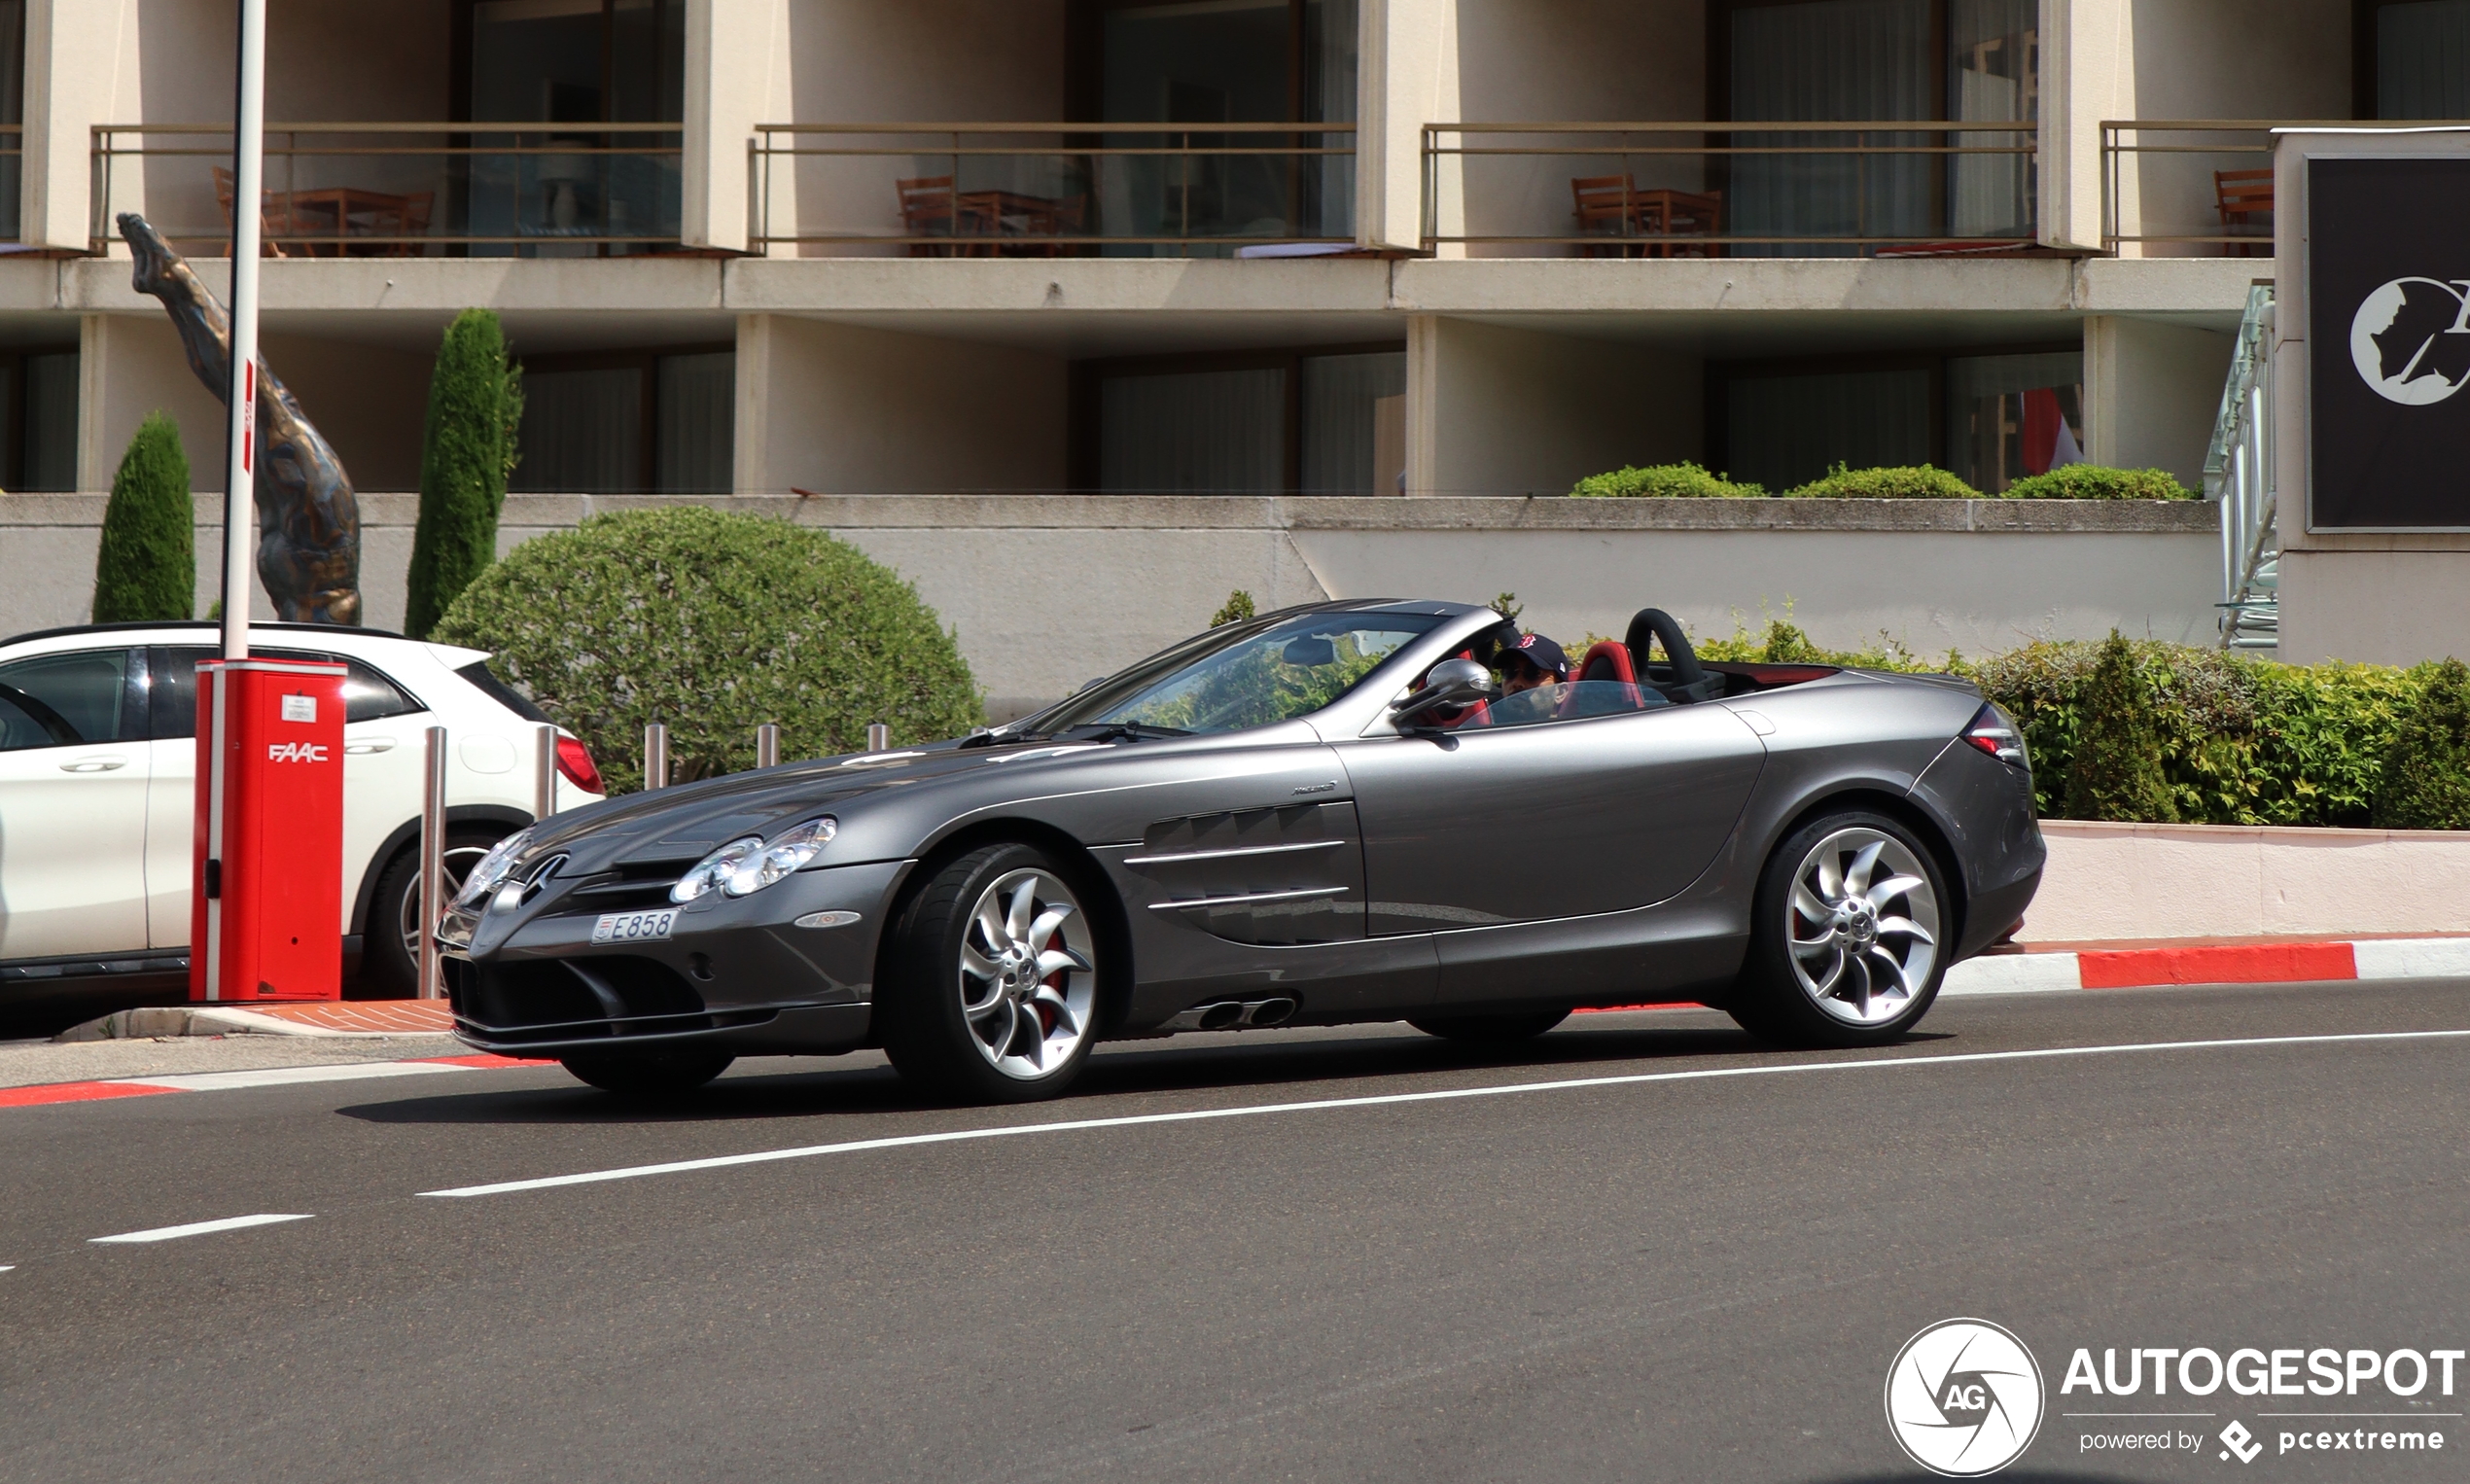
[1941,932,2470,995]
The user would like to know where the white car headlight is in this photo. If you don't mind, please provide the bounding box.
[452,828,534,911]
[723,816,837,898]
[670,835,764,903]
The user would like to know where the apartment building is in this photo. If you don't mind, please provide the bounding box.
[0,1,2453,701]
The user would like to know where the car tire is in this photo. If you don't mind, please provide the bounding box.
[559,1050,735,1098]
[1730,809,1950,1049]
[879,843,1105,1104]
[1406,1009,1570,1042]
[356,828,507,1001]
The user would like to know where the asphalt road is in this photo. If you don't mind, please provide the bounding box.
[2,982,2465,1484]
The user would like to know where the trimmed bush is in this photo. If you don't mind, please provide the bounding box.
[91,411,194,622]
[2372,658,2470,829]
[432,508,983,793]
[2001,464,2196,501]
[2060,632,2178,822]
[406,309,523,640]
[1570,462,1766,499]
[1210,589,1256,627]
[1782,463,1982,499]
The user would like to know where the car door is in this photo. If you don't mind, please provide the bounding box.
[0,647,152,960]
[1332,682,1766,1000]
[146,646,432,948]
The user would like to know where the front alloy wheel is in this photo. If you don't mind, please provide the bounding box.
[881,844,1107,1103]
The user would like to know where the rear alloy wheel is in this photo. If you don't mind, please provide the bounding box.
[1407,1009,1570,1042]
[1731,812,1947,1048]
[881,844,1102,1104]
[559,1050,735,1098]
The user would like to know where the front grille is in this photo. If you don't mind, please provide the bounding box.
[552,863,696,915]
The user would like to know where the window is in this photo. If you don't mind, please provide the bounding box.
[0,346,80,491]
[1472,681,1671,732]
[1713,345,2081,493]
[1076,345,1404,494]
[0,1,21,242]
[1041,611,1443,734]
[512,345,734,493]
[0,650,136,750]
[2363,0,2470,117]
[148,647,423,740]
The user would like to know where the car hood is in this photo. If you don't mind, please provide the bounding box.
[519,737,1122,869]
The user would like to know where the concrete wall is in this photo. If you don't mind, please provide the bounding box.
[734,314,1068,497]
[2023,821,2470,944]
[0,493,2222,719]
[2084,314,2234,486]
[76,315,435,495]
[776,0,1066,256]
[1424,317,1699,496]
[1450,0,1701,256]
[2279,550,2470,667]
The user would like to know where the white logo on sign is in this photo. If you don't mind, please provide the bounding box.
[267,742,329,763]
[2350,277,2470,405]
[1886,1319,2046,1476]
[2219,1419,2263,1464]
[280,693,317,724]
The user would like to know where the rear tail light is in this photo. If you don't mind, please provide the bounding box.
[1961,703,2028,769]
[554,733,605,794]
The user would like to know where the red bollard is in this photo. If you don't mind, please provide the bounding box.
[188,657,347,1003]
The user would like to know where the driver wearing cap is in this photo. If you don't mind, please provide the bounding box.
[1500,632,1569,698]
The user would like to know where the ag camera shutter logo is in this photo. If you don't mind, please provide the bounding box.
[1886,1319,2046,1476]
[2350,277,2470,406]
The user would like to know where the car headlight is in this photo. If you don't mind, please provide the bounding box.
[452,828,534,911]
[671,817,836,903]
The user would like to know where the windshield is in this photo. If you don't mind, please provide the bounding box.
[1034,611,1448,736]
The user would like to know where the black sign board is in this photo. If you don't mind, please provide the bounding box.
[2310,156,2470,530]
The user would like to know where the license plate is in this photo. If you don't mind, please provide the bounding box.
[592,909,677,943]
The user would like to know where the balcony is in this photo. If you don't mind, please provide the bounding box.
[88,123,684,258]
[1423,122,2039,258]
[750,124,1355,258]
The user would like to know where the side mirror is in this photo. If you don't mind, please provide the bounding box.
[1389,656,1496,728]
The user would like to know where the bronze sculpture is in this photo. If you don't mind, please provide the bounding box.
[119,212,362,624]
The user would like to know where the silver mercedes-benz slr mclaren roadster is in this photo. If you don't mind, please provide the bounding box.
[440,600,2043,1101]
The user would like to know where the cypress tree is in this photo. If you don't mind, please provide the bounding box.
[405,308,522,639]
[2373,657,2470,830]
[2062,630,2179,822]
[91,411,194,622]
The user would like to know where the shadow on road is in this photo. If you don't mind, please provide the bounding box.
[335,1017,1949,1128]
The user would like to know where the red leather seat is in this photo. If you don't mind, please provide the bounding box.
[1559,641,1646,717]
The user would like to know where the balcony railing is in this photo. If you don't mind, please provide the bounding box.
[89,123,683,257]
[2100,120,2470,255]
[750,123,1356,256]
[1424,122,2040,256]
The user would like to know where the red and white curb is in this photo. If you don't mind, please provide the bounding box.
[1942,936,2470,996]
[0,1052,552,1112]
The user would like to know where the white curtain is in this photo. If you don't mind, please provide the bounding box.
[1723,367,1934,491]
[1730,0,1933,256]
[1300,351,1403,494]
[1101,368,1285,493]
[24,350,77,492]
[1950,0,2034,237]
[2379,1,2470,117]
[655,351,733,493]
[513,366,642,493]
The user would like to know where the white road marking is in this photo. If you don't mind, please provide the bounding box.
[0,1265,13,1273]
[420,1027,2470,1200]
[90,1213,315,1245]
[114,1062,473,1093]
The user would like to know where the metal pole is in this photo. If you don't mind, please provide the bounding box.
[221,0,265,662]
[644,723,669,791]
[866,722,891,752]
[756,723,781,769]
[418,725,446,1001]
[532,724,557,821]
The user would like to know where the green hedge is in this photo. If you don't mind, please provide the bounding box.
[1676,618,2464,828]
[406,309,523,640]
[1566,461,2198,501]
[91,411,194,623]
[432,507,983,793]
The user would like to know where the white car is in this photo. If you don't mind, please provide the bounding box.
[0,620,605,1023]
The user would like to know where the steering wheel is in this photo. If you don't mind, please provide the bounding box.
[1623,608,1715,703]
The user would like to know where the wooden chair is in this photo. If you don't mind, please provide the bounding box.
[1571,174,1640,256]
[2215,168,2274,257]
[361,192,433,256]
[896,175,968,257]
[212,165,296,257]
[1640,188,1722,258]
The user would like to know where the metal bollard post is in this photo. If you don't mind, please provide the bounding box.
[419,725,447,1001]
[644,722,669,791]
[532,724,557,821]
[756,723,781,769]
[866,722,891,752]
